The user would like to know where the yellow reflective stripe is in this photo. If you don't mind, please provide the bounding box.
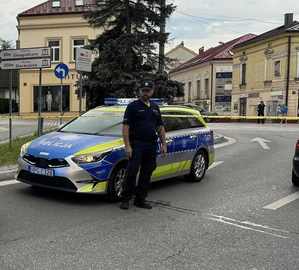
[78,181,108,193]
[78,184,94,193]
[93,181,108,192]
[75,139,124,155]
[152,160,192,179]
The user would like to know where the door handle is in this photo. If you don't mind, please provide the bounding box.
[189,135,197,139]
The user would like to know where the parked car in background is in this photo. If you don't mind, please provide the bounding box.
[292,140,299,187]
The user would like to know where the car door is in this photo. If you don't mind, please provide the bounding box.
[151,118,176,182]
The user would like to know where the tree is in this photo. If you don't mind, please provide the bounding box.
[0,39,12,50]
[84,0,183,107]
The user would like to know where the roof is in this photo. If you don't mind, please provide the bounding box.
[234,21,299,49]
[166,42,198,58]
[170,34,256,74]
[18,0,96,17]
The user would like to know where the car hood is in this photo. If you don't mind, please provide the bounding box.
[27,132,123,159]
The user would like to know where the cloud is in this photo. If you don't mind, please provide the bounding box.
[0,0,298,53]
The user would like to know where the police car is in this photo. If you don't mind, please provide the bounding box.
[17,99,215,200]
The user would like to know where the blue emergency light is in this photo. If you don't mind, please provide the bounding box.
[104,98,166,106]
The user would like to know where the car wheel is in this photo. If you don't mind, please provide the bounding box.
[292,171,299,187]
[186,150,208,182]
[108,164,127,202]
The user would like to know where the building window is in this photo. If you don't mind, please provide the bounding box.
[75,0,84,6]
[72,39,85,61]
[52,0,61,8]
[33,86,70,112]
[241,63,246,85]
[48,40,60,62]
[196,80,201,99]
[274,61,281,77]
[204,78,209,98]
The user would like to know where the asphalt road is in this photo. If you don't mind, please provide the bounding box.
[1,123,299,270]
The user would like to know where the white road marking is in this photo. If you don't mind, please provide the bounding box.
[214,136,236,149]
[0,168,17,175]
[251,137,271,150]
[263,192,299,210]
[0,180,19,187]
[206,214,288,239]
[208,161,224,170]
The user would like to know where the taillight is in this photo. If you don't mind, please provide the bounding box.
[296,140,299,150]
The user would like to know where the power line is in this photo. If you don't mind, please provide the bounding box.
[176,10,281,25]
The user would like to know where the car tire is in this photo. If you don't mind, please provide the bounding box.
[186,150,208,182]
[108,164,127,202]
[292,171,299,187]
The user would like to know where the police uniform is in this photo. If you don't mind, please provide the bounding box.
[121,99,164,203]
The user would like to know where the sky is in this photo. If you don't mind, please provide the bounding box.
[1,0,299,52]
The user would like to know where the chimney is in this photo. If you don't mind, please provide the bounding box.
[198,46,204,56]
[284,13,294,26]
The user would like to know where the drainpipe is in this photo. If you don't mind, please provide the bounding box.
[210,63,214,112]
[286,35,291,107]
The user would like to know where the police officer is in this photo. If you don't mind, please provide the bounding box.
[120,80,167,210]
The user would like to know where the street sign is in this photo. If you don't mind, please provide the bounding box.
[0,58,51,70]
[54,63,69,79]
[76,48,92,72]
[0,47,51,60]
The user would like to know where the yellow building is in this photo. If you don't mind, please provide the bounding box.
[17,0,101,114]
[232,13,299,117]
[169,34,255,113]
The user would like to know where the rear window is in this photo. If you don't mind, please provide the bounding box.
[161,113,205,132]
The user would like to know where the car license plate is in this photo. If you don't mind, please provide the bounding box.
[28,166,54,177]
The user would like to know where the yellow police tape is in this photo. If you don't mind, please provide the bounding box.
[202,115,299,121]
[0,114,298,121]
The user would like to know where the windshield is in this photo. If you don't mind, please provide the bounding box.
[60,111,123,137]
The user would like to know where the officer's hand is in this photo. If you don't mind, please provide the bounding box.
[161,143,167,156]
[125,145,133,159]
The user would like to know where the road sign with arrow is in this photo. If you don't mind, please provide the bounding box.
[54,63,69,79]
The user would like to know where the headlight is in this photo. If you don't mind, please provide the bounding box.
[72,150,112,164]
[20,142,31,157]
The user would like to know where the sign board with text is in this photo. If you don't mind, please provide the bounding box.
[0,58,51,70]
[0,47,51,60]
[76,48,92,72]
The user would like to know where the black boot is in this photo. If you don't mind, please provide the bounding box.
[120,201,130,210]
[134,200,152,209]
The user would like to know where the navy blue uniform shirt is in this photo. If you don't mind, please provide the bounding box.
[123,100,164,144]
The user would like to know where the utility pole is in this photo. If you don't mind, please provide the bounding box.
[158,0,166,74]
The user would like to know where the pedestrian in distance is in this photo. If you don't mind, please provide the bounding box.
[257,101,265,124]
[280,104,288,125]
[120,80,167,210]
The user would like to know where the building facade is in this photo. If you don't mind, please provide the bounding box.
[232,14,299,117]
[17,0,101,114]
[165,41,198,71]
[169,34,256,113]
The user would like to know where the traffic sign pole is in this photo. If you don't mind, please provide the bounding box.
[60,78,63,125]
[38,68,42,136]
[9,70,13,148]
[79,72,83,115]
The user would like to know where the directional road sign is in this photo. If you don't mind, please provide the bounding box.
[0,47,51,60]
[76,48,92,72]
[0,58,51,70]
[54,63,69,79]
